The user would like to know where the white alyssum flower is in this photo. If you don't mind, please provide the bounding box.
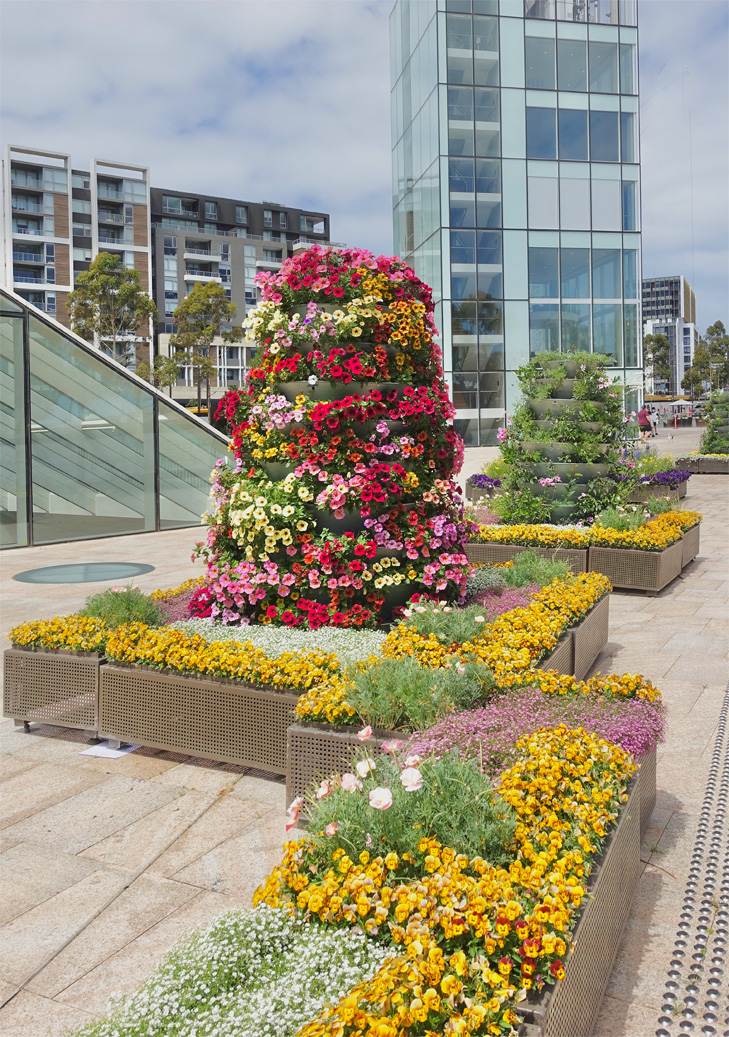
[73,906,391,1037]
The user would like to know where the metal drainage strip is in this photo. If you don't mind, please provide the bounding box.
[656,686,729,1037]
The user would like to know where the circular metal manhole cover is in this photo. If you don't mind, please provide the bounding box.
[13,562,155,585]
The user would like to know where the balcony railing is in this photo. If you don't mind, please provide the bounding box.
[98,185,123,200]
[12,198,43,213]
[163,205,198,218]
[14,274,46,284]
[13,250,44,263]
[98,233,123,244]
[98,210,123,223]
[13,225,43,236]
[11,173,42,189]
[184,247,213,256]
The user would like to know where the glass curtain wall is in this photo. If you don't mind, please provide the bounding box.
[390,0,642,445]
[0,289,230,548]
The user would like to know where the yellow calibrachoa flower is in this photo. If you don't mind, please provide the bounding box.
[150,576,204,601]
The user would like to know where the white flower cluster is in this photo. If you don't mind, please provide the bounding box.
[172,619,386,667]
[74,906,390,1037]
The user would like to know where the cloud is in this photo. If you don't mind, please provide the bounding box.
[1,0,726,330]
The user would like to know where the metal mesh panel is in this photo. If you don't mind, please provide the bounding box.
[678,481,687,498]
[638,746,656,838]
[627,486,679,504]
[287,723,392,806]
[517,775,641,1036]
[699,458,729,474]
[539,636,573,675]
[587,542,683,593]
[99,665,299,774]
[465,543,524,565]
[681,523,700,567]
[3,647,99,731]
[572,595,610,680]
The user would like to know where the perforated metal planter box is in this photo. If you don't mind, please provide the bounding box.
[99,665,300,775]
[516,774,640,1037]
[678,480,688,498]
[3,647,101,735]
[637,746,656,839]
[699,456,729,474]
[681,522,701,567]
[465,543,525,565]
[538,635,573,675]
[627,485,679,504]
[587,540,683,594]
[287,722,393,807]
[571,594,610,681]
[465,483,496,502]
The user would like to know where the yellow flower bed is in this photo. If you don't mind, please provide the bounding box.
[472,510,698,551]
[150,576,204,601]
[104,622,347,698]
[8,614,110,654]
[256,726,635,1036]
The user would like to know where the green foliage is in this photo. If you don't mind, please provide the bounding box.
[595,505,647,531]
[643,333,672,387]
[79,586,162,628]
[135,354,180,394]
[491,487,553,524]
[170,282,242,413]
[345,656,494,732]
[307,750,516,867]
[700,391,729,454]
[68,253,158,366]
[401,601,494,645]
[501,550,570,587]
[465,565,507,598]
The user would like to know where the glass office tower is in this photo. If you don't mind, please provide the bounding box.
[390,0,642,445]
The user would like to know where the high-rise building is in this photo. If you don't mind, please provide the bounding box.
[642,275,699,394]
[149,188,330,399]
[390,0,642,445]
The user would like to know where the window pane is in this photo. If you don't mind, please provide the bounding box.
[452,301,478,335]
[529,246,559,297]
[591,179,621,230]
[622,249,637,297]
[449,125,474,156]
[557,39,586,91]
[526,106,557,158]
[452,272,478,299]
[473,15,498,50]
[477,230,501,264]
[453,342,478,370]
[525,0,556,18]
[447,13,472,49]
[451,230,476,264]
[592,248,621,298]
[477,197,500,226]
[559,177,590,228]
[475,87,499,121]
[558,108,588,159]
[525,37,555,89]
[589,41,618,92]
[450,199,476,226]
[623,302,638,366]
[590,111,619,160]
[28,315,156,543]
[449,158,475,192]
[475,159,500,192]
[527,176,559,228]
[475,126,500,156]
[158,399,227,529]
[561,303,591,350]
[561,247,590,297]
[622,180,636,230]
[620,111,635,162]
[478,301,503,334]
[593,302,622,363]
[448,86,473,121]
[0,314,28,546]
[530,303,560,353]
[620,42,635,94]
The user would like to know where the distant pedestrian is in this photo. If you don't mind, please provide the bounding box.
[650,407,659,438]
[637,404,652,443]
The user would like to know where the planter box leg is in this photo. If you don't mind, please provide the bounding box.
[14,719,30,731]
[107,738,121,750]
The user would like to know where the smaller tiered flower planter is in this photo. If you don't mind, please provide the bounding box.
[3,647,101,736]
[98,665,300,774]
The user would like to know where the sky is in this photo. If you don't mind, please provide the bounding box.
[1,0,726,331]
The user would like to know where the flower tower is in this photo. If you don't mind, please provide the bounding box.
[192,246,472,629]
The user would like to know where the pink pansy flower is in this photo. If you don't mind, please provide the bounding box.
[357,726,373,741]
[369,787,393,810]
[285,796,303,831]
[381,739,404,754]
[400,767,423,792]
[341,773,363,793]
[356,758,376,778]
[315,779,331,799]
[325,822,339,836]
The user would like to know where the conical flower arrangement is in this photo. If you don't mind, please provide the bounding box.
[192,245,473,629]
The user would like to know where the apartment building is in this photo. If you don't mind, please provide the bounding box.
[642,275,699,394]
[150,188,330,400]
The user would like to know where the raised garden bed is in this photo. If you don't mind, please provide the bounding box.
[465,542,589,574]
[627,485,679,504]
[99,664,300,775]
[287,721,391,807]
[699,456,729,474]
[572,593,610,681]
[516,771,640,1037]
[681,522,701,567]
[3,647,101,735]
[539,635,573,676]
[587,540,683,594]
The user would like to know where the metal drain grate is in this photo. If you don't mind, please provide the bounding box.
[655,686,729,1037]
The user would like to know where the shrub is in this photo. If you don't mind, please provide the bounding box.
[501,550,570,587]
[400,600,494,645]
[465,564,507,598]
[78,586,162,628]
[306,749,516,866]
[345,655,493,732]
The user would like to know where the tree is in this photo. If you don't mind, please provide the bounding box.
[135,354,181,397]
[169,283,242,417]
[643,333,672,393]
[68,252,158,367]
[703,320,729,391]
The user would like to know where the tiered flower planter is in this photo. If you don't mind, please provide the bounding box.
[98,665,300,774]
[588,540,683,594]
[3,647,101,736]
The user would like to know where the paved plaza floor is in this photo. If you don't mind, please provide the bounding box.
[0,450,726,1036]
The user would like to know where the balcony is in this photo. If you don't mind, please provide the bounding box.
[98,184,123,200]
[98,210,123,223]
[14,274,46,284]
[12,198,43,213]
[13,250,44,263]
[11,172,42,190]
[184,269,222,283]
[163,205,198,218]
[256,258,283,269]
[98,233,123,244]
[12,224,43,237]
[183,249,218,260]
